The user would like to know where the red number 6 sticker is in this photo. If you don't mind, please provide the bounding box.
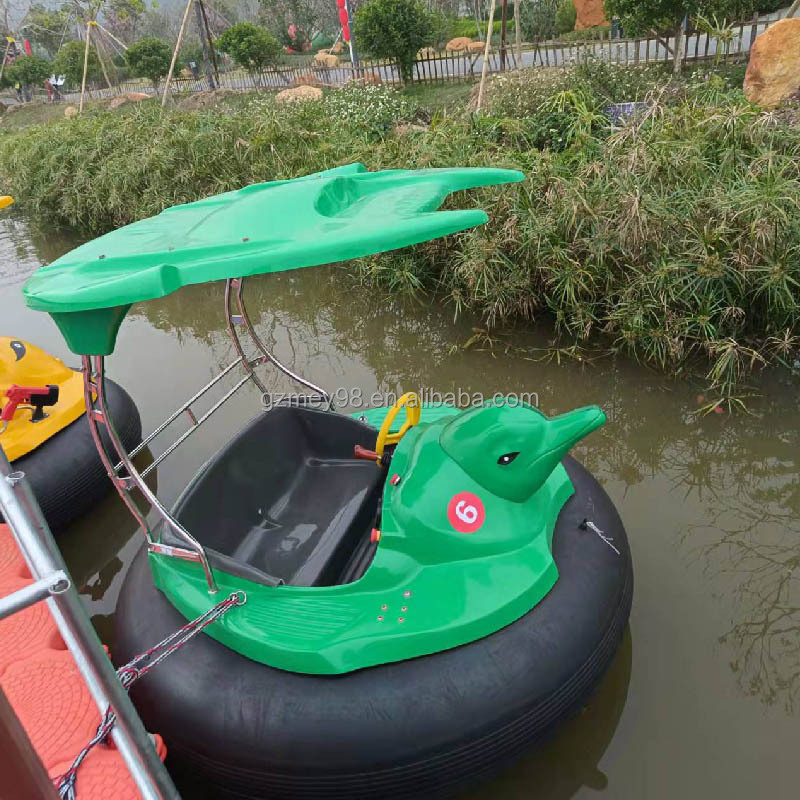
[447,492,485,534]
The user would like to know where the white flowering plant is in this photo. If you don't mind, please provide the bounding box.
[323,84,417,133]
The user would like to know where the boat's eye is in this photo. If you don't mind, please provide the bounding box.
[497,452,519,466]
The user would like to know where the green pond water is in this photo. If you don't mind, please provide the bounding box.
[1,214,798,798]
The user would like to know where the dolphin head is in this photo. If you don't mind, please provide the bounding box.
[439,401,606,502]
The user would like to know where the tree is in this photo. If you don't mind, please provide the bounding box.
[519,0,559,41]
[554,0,576,34]
[353,0,434,82]
[20,4,75,58]
[54,40,102,86]
[102,0,146,42]
[605,0,701,73]
[6,54,51,100]
[605,0,757,74]
[125,36,172,86]
[217,22,281,74]
[258,0,338,51]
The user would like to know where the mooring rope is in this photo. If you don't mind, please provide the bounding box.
[56,590,246,800]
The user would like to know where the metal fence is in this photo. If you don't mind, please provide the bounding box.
[3,9,787,107]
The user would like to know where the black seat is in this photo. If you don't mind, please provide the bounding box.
[172,406,383,586]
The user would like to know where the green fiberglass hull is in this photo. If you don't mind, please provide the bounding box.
[150,401,605,674]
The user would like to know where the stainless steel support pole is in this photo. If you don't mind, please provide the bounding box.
[0,449,179,800]
[0,570,69,621]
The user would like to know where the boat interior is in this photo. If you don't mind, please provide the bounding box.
[171,407,386,587]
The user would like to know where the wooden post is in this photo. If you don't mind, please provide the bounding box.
[499,0,508,70]
[79,19,92,113]
[475,0,497,111]
[162,0,194,108]
[194,0,215,89]
[787,0,800,18]
[514,0,522,68]
[475,0,495,111]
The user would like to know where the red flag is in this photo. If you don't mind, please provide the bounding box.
[23,39,32,55]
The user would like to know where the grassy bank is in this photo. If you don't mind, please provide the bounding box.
[1,67,798,405]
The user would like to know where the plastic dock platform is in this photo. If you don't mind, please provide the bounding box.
[0,523,166,798]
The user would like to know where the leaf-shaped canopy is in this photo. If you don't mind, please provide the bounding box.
[23,163,524,354]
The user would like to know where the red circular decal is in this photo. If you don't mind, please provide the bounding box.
[447,492,485,534]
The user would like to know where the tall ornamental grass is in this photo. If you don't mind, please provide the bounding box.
[1,69,798,405]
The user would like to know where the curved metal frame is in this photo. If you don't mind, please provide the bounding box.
[81,276,331,595]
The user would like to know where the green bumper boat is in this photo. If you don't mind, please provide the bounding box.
[23,164,632,799]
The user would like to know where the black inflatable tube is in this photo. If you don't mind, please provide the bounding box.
[115,456,633,800]
[4,379,141,533]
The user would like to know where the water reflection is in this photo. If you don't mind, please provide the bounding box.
[2,212,798,796]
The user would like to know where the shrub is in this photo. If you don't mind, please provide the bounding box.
[353,0,434,82]
[54,41,102,87]
[6,55,51,91]
[324,84,414,133]
[482,68,579,116]
[125,37,173,87]
[574,58,671,102]
[520,0,559,40]
[446,16,516,40]
[559,24,610,41]
[217,23,281,74]
[1,75,799,402]
[554,0,576,35]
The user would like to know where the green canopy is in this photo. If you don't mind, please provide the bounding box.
[23,163,524,355]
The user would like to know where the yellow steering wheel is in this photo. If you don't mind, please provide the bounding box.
[375,392,421,464]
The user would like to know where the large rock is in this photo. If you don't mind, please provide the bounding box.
[744,18,800,109]
[275,85,323,104]
[314,52,339,68]
[467,41,486,53]
[574,0,608,30]
[445,37,473,52]
[106,91,150,110]
[64,105,78,118]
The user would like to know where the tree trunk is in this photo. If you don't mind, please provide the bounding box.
[499,0,508,70]
[194,0,215,90]
[514,0,522,69]
[672,20,684,74]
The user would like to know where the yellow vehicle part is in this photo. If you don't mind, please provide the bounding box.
[374,392,421,464]
[0,337,87,461]
[0,196,13,210]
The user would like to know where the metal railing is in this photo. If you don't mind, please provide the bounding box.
[80,275,331,595]
[0,444,179,799]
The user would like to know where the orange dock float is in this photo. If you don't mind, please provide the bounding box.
[0,523,167,798]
